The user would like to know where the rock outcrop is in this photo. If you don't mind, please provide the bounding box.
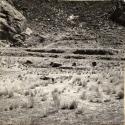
[110,0,125,26]
[0,0,27,46]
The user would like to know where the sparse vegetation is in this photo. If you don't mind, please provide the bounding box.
[0,0,124,124]
[52,88,60,109]
[60,97,78,110]
[80,91,87,100]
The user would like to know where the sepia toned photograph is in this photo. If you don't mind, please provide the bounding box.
[0,0,124,125]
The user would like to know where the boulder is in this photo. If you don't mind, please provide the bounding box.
[111,0,125,26]
[0,0,27,46]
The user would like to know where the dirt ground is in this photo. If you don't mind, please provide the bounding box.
[0,1,125,125]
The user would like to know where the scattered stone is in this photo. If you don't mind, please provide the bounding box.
[24,27,33,36]
[92,61,97,67]
[115,91,124,99]
[50,62,62,67]
[69,100,78,110]
[24,60,33,65]
[72,62,76,66]
[40,76,50,80]
[103,98,111,102]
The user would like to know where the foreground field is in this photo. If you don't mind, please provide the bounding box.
[0,47,124,125]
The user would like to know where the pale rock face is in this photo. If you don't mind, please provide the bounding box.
[24,27,33,36]
[67,14,79,24]
[0,0,27,44]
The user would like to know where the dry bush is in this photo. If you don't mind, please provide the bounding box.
[0,87,8,97]
[0,117,35,125]
[68,100,78,110]
[51,88,60,109]
[15,117,35,125]
[51,87,78,110]
[8,104,18,111]
[3,102,19,112]
[0,87,14,98]
[0,78,26,98]
[60,96,78,110]
[115,85,124,99]
[69,76,87,87]
[20,96,34,109]
[42,107,48,118]
[80,90,87,100]
[72,77,82,86]
[86,91,101,103]
[88,84,99,92]
[60,99,78,110]
[102,86,111,95]
[75,104,84,115]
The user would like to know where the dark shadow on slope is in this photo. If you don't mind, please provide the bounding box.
[73,49,118,55]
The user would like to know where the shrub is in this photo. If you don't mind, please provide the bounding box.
[60,97,78,110]
[80,91,86,100]
[51,88,60,109]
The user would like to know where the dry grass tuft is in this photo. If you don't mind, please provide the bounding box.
[60,96,78,110]
[20,96,34,109]
[51,88,60,109]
